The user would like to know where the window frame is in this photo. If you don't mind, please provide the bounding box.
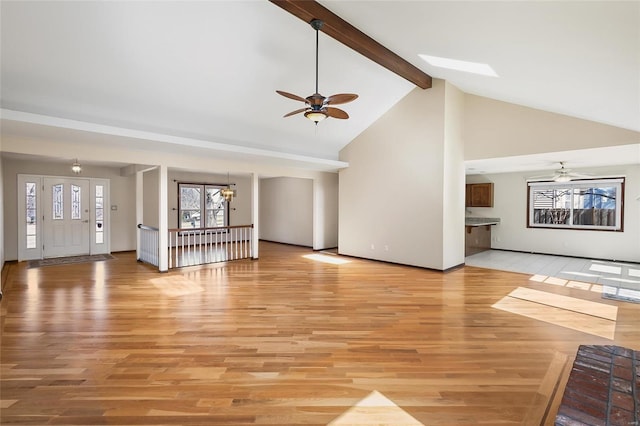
[527,178,624,232]
[177,182,229,230]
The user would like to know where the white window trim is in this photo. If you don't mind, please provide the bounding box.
[527,178,624,231]
[177,182,229,230]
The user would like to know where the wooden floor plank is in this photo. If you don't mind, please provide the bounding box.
[508,286,618,320]
[2,242,640,425]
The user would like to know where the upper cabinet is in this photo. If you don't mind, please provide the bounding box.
[466,183,494,207]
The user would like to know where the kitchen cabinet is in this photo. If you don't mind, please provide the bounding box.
[465,225,492,256]
[466,183,494,207]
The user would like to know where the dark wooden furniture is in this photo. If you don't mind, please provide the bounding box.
[466,183,494,207]
[465,224,492,256]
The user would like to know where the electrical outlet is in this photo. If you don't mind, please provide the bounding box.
[384,245,389,251]
[370,244,375,250]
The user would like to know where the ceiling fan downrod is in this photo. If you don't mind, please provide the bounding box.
[310,19,323,95]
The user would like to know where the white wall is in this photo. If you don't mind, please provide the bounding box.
[260,177,313,247]
[339,79,465,270]
[2,156,137,260]
[466,164,640,262]
[312,173,339,250]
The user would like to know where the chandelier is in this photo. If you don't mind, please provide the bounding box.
[71,159,82,174]
[221,173,235,202]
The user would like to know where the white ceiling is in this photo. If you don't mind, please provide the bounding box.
[1,1,639,172]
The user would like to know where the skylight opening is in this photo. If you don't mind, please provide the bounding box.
[419,54,499,77]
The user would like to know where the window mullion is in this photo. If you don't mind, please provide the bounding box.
[200,185,206,229]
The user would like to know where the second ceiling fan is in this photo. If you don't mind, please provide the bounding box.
[277,19,358,123]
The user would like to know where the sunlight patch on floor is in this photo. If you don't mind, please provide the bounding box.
[493,287,616,339]
[589,263,622,275]
[303,254,351,265]
[328,390,423,426]
[529,275,602,293]
[150,276,204,297]
[508,287,617,320]
[603,286,640,303]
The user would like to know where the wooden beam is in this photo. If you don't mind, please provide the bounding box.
[268,0,432,89]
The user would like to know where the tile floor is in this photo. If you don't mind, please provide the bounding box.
[465,249,640,302]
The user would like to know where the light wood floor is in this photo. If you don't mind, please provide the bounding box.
[2,242,639,425]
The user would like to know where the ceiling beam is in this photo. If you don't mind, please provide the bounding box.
[268,0,432,89]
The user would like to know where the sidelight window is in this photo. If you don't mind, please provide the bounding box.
[95,185,104,244]
[25,182,37,249]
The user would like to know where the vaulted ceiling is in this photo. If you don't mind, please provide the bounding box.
[1,1,638,172]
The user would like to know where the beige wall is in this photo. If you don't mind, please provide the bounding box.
[166,170,252,228]
[464,95,640,160]
[2,157,137,261]
[442,82,466,269]
[339,79,465,270]
[312,172,339,250]
[466,164,640,262]
[260,177,313,247]
[142,168,159,228]
[0,140,4,272]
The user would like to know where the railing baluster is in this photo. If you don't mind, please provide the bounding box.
[152,224,253,270]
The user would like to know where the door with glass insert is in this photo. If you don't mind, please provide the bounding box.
[43,178,91,257]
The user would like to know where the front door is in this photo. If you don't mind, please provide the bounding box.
[42,177,91,258]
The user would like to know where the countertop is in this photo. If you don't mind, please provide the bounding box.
[465,217,501,227]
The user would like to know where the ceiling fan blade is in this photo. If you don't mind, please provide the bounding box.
[276,90,307,103]
[325,107,349,119]
[283,108,308,118]
[325,93,358,105]
[527,172,559,181]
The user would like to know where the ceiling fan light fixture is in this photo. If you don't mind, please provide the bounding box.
[304,110,327,122]
[276,19,357,123]
[555,175,572,183]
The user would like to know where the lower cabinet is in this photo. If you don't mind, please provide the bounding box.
[465,225,491,256]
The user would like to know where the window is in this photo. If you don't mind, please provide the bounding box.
[71,184,81,220]
[25,182,37,249]
[95,185,104,244]
[52,184,63,219]
[528,178,624,231]
[178,183,228,229]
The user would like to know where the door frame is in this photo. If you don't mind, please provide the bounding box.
[17,174,111,261]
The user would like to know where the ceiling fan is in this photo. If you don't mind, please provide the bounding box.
[276,19,358,123]
[527,162,593,182]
